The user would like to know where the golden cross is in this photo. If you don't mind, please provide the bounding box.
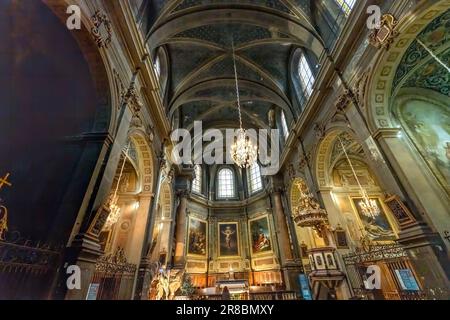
[0,173,12,190]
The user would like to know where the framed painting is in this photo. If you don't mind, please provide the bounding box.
[187,217,207,256]
[249,216,272,255]
[218,222,239,257]
[351,197,396,242]
[334,226,349,249]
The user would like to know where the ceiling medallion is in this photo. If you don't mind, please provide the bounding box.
[230,41,258,168]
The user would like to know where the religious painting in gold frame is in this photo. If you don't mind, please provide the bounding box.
[187,217,207,257]
[333,226,349,249]
[248,215,272,256]
[218,222,239,257]
[350,197,396,242]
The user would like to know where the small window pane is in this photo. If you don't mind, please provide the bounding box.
[336,0,356,16]
[192,165,202,194]
[154,55,161,78]
[281,111,289,139]
[298,54,315,100]
[218,168,235,198]
[248,163,263,194]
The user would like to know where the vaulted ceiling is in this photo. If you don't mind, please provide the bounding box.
[146,0,325,131]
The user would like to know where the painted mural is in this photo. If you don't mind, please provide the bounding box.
[249,216,272,254]
[187,217,207,256]
[399,99,450,194]
[352,198,396,242]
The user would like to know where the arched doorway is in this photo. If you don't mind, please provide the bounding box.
[314,131,425,300]
[92,132,156,300]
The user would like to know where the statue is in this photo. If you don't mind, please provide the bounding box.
[151,267,185,300]
[0,205,7,241]
[168,269,185,300]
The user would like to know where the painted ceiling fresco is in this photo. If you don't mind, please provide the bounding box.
[393,9,450,97]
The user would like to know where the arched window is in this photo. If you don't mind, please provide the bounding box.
[298,54,315,100]
[153,55,161,78]
[281,111,290,139]
[217,168,235,198]
[247,162,263,195]
[335,0,356,16]
[192,165,202,194]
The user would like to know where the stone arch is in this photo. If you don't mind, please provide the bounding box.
[367,1,449,131]
[129,130,157,195]
[314,129,358,190]
[43,0,116,131]
[159,181,173,219]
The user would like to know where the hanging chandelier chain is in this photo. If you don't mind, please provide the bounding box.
[112,141,131,199]
[231,40,243,130]
[338,136,367,198]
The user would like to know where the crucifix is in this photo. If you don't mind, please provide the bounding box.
[0,173,12,191]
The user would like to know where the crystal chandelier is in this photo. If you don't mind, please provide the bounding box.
[338,137,380,219]
[230,40,258,168]
[104,143,130,230]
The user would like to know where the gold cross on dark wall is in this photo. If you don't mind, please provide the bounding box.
[0,173,12,191]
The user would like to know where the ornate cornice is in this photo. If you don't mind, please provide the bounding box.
[91,10,113,49]
[369,14,399,50]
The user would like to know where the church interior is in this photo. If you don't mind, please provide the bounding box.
[0,0,449,301]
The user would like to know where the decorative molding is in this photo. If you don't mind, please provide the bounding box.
[335,90,353,112]
[287,163,296,180]
[313,123,326,141]
[369,14,399,50]
[91,10,112,49]
[298,151,311,172]
[353,71,370,109]
[124,84,144,115]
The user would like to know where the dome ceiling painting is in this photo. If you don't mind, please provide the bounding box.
[393,9,450,97]
[146,0,324,131]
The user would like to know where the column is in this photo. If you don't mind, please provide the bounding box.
[53,104,134,300]
[173,190,189,267]
[272,190,294,263]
